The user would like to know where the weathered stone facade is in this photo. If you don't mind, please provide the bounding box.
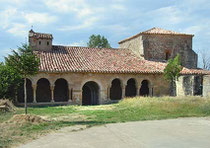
[119,33,197,69]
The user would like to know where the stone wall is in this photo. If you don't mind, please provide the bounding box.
[119,36,144,59]
[142,34,197,68]
[203,75,210,97]
[29,37,52,51]
[119,34,198,69]
[176,75,206,97]
[23,72,170,105]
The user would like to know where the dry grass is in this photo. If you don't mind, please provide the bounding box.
[1,96,210,148]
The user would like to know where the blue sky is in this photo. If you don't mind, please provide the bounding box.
[0,0,210,67]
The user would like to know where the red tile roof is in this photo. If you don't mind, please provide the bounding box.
[34,45,210,75]
[119,27,194,44]
[29,29,53,39]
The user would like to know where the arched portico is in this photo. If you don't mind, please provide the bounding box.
[140,80,150,96]
[36,78,51,102]
[125,78,137,97]
[82,81,99,105]
[110,78,122,100]
[54,78,69,102]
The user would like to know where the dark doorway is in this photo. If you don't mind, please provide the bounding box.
[110,79,122,100]
[82,81,99,105]
[17,79,33,103]
[125,78,137,97]
[140,80,149,96]
[36,78,51,102]
[54,78,69,102]
[194,76,203,96]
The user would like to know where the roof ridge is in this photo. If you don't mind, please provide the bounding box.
[118,27,194,44]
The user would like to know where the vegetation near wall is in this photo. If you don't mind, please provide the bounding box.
[0,63,22,100]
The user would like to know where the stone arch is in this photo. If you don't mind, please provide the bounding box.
[17,78,33,103]
[125,78,137,97]
[140,80,150,96]
[82,81,99,105]
[36,78,51,102]
[54,78,69,102]
[110,78,122,100]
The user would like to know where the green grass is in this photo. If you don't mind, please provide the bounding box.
[1,96,210,147]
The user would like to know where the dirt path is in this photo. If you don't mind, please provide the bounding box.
[18,117,210,148]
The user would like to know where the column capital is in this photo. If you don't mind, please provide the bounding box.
[32,84,37,88]
[50,85,55,90]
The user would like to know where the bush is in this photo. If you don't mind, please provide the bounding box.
[0,63,22,100]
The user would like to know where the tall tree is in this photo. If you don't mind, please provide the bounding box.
[164,54,183,96]
[5,44,39,114]
[87,34,111,48]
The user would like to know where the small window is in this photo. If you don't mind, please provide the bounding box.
[47,41,49,45]
[165,52,170,60]
[39,41,41,45]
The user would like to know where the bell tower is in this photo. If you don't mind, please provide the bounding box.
[29,29,53,51]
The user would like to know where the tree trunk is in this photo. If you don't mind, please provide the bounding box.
[24,77,27,114]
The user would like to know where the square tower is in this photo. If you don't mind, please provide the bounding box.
[29,29,53,51]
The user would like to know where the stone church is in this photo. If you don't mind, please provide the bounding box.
[17,27,210,106]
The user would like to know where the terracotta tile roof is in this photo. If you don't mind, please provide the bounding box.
[119,27,194,44]
[34,45,210,75]
[29,29,53,39]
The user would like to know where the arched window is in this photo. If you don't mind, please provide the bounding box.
[165,51,171,60]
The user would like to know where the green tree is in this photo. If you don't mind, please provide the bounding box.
[87,34,111,48]
[163,54,183,96]
[0,63,22,100]
[5,44,40,114]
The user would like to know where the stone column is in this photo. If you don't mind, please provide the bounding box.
[107,84,111,100]
[191,75,195,96]
[72,89,82,105]
[32,84,37,103]
[136,85,141,96]
[50,85,55,102]
[68,84,73,102]
[122,84,126,99]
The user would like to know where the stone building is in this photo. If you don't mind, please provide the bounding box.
[17,28,210,106]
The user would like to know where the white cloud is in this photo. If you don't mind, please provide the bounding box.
[69,41,86,46]
[44,0,93,17]
[0,7,18,29]
[183,26,203,34]
[24,12,57,25]
[111,4,126,10]
[149,6,185,25]
[7,23,27,36]
[59,17,99,31]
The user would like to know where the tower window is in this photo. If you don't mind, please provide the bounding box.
[47,41,49,45]
[39,41,41,45]
[165,52,170,60]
